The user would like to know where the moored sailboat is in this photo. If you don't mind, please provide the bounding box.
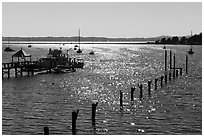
[188,31,194,55]
[76,29,82,53]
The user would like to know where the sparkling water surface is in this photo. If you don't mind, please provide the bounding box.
[2,42,202,134]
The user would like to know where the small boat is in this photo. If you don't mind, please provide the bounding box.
[4,37,15,52]
[77,48,82,53]
[73,58,84,68]
[52,65,76,73]
[188,47,194,55]
[89,38,94,55]
[28,45,32,48]
[89,51,94,55]
[163,45,166,49]
[4,47,15,52]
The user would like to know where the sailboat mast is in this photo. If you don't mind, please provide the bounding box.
[191,31,193,49]
[79,29,80,49]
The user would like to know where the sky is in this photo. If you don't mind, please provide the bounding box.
[2,2,202,38]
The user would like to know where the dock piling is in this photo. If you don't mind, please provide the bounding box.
[138,84,143,100]
[186,55,188,74]
[180,68,183,76]
[72,110,79,135]
[176,69,179,77]
[131,87,135,102]
[120,90,123,107]
[173,54,176,78]
[92,102,98,125]
[169,71,171,81]
[161,75,164,88]
[170,50,172,70]
[165,50,167,72]
[148,80,152,97]
[165,73,168,83]
[154,78,158,90]
[44,126,49,135]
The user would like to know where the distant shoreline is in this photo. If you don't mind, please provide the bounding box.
[2,42,154,45]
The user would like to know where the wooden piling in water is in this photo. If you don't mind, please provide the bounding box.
[72,110,79,135]
[154,78,158,90]
[173,54,176,78]
[120,90,123,107]
[165,50,167,72]
[180,68,182,76]
[161,75,164,88]
[44,126,49,135]
[20,67,23,77]
[169,71,171,81]
[148,80,152,97]
[165,73,168,83]
[176,69,179,77]
[170,50,172,70]
[131,87,135,102]
[186,55,188,74]
[15,67,17,78]
[8,69,10,79]
[138,84,143,100]
[92,102,98,125]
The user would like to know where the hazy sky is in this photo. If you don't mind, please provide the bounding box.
[2,2,202,38]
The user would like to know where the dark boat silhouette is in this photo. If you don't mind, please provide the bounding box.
[188,47,194,55]
[73,58,84,68]
[163,45,166,49]
[89,51,94,55]
[77,48,82,53]
[4,47,15,52]
[28,45,32,48]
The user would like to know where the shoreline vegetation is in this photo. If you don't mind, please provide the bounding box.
[2,32,202,45]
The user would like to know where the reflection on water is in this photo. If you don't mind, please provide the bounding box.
[2,43,202,134]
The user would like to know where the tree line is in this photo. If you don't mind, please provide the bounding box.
[155,33,202,45]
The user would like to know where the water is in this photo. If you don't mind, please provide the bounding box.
[2,42,202,135]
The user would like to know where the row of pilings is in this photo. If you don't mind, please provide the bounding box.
[43,49,190,135]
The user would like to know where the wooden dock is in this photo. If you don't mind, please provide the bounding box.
[2,61,51,78]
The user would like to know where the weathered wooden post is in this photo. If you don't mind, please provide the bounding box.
[92,102,98,125]
[8,68,10,79]
[165,50,167,72]
[165,73,168,83]
[176,69,179,77]
[15,67,17,78]
[148,80,152,97]
[161,75,164,88]
[31,66,34,75]
[131,87,135,102]
[120,90,123,107]
[180,68,182,76]
[186,55,188,74]
[170,50,172,70]
[154,78,158,90]
[169,71,171,81]
[20,67,23,77]
[138,84,143,100]
[44,126,49,135]
[72,110,79,135]
[173,54,176,78]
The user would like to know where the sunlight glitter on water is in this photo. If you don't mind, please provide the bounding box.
[2,43,202,135]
